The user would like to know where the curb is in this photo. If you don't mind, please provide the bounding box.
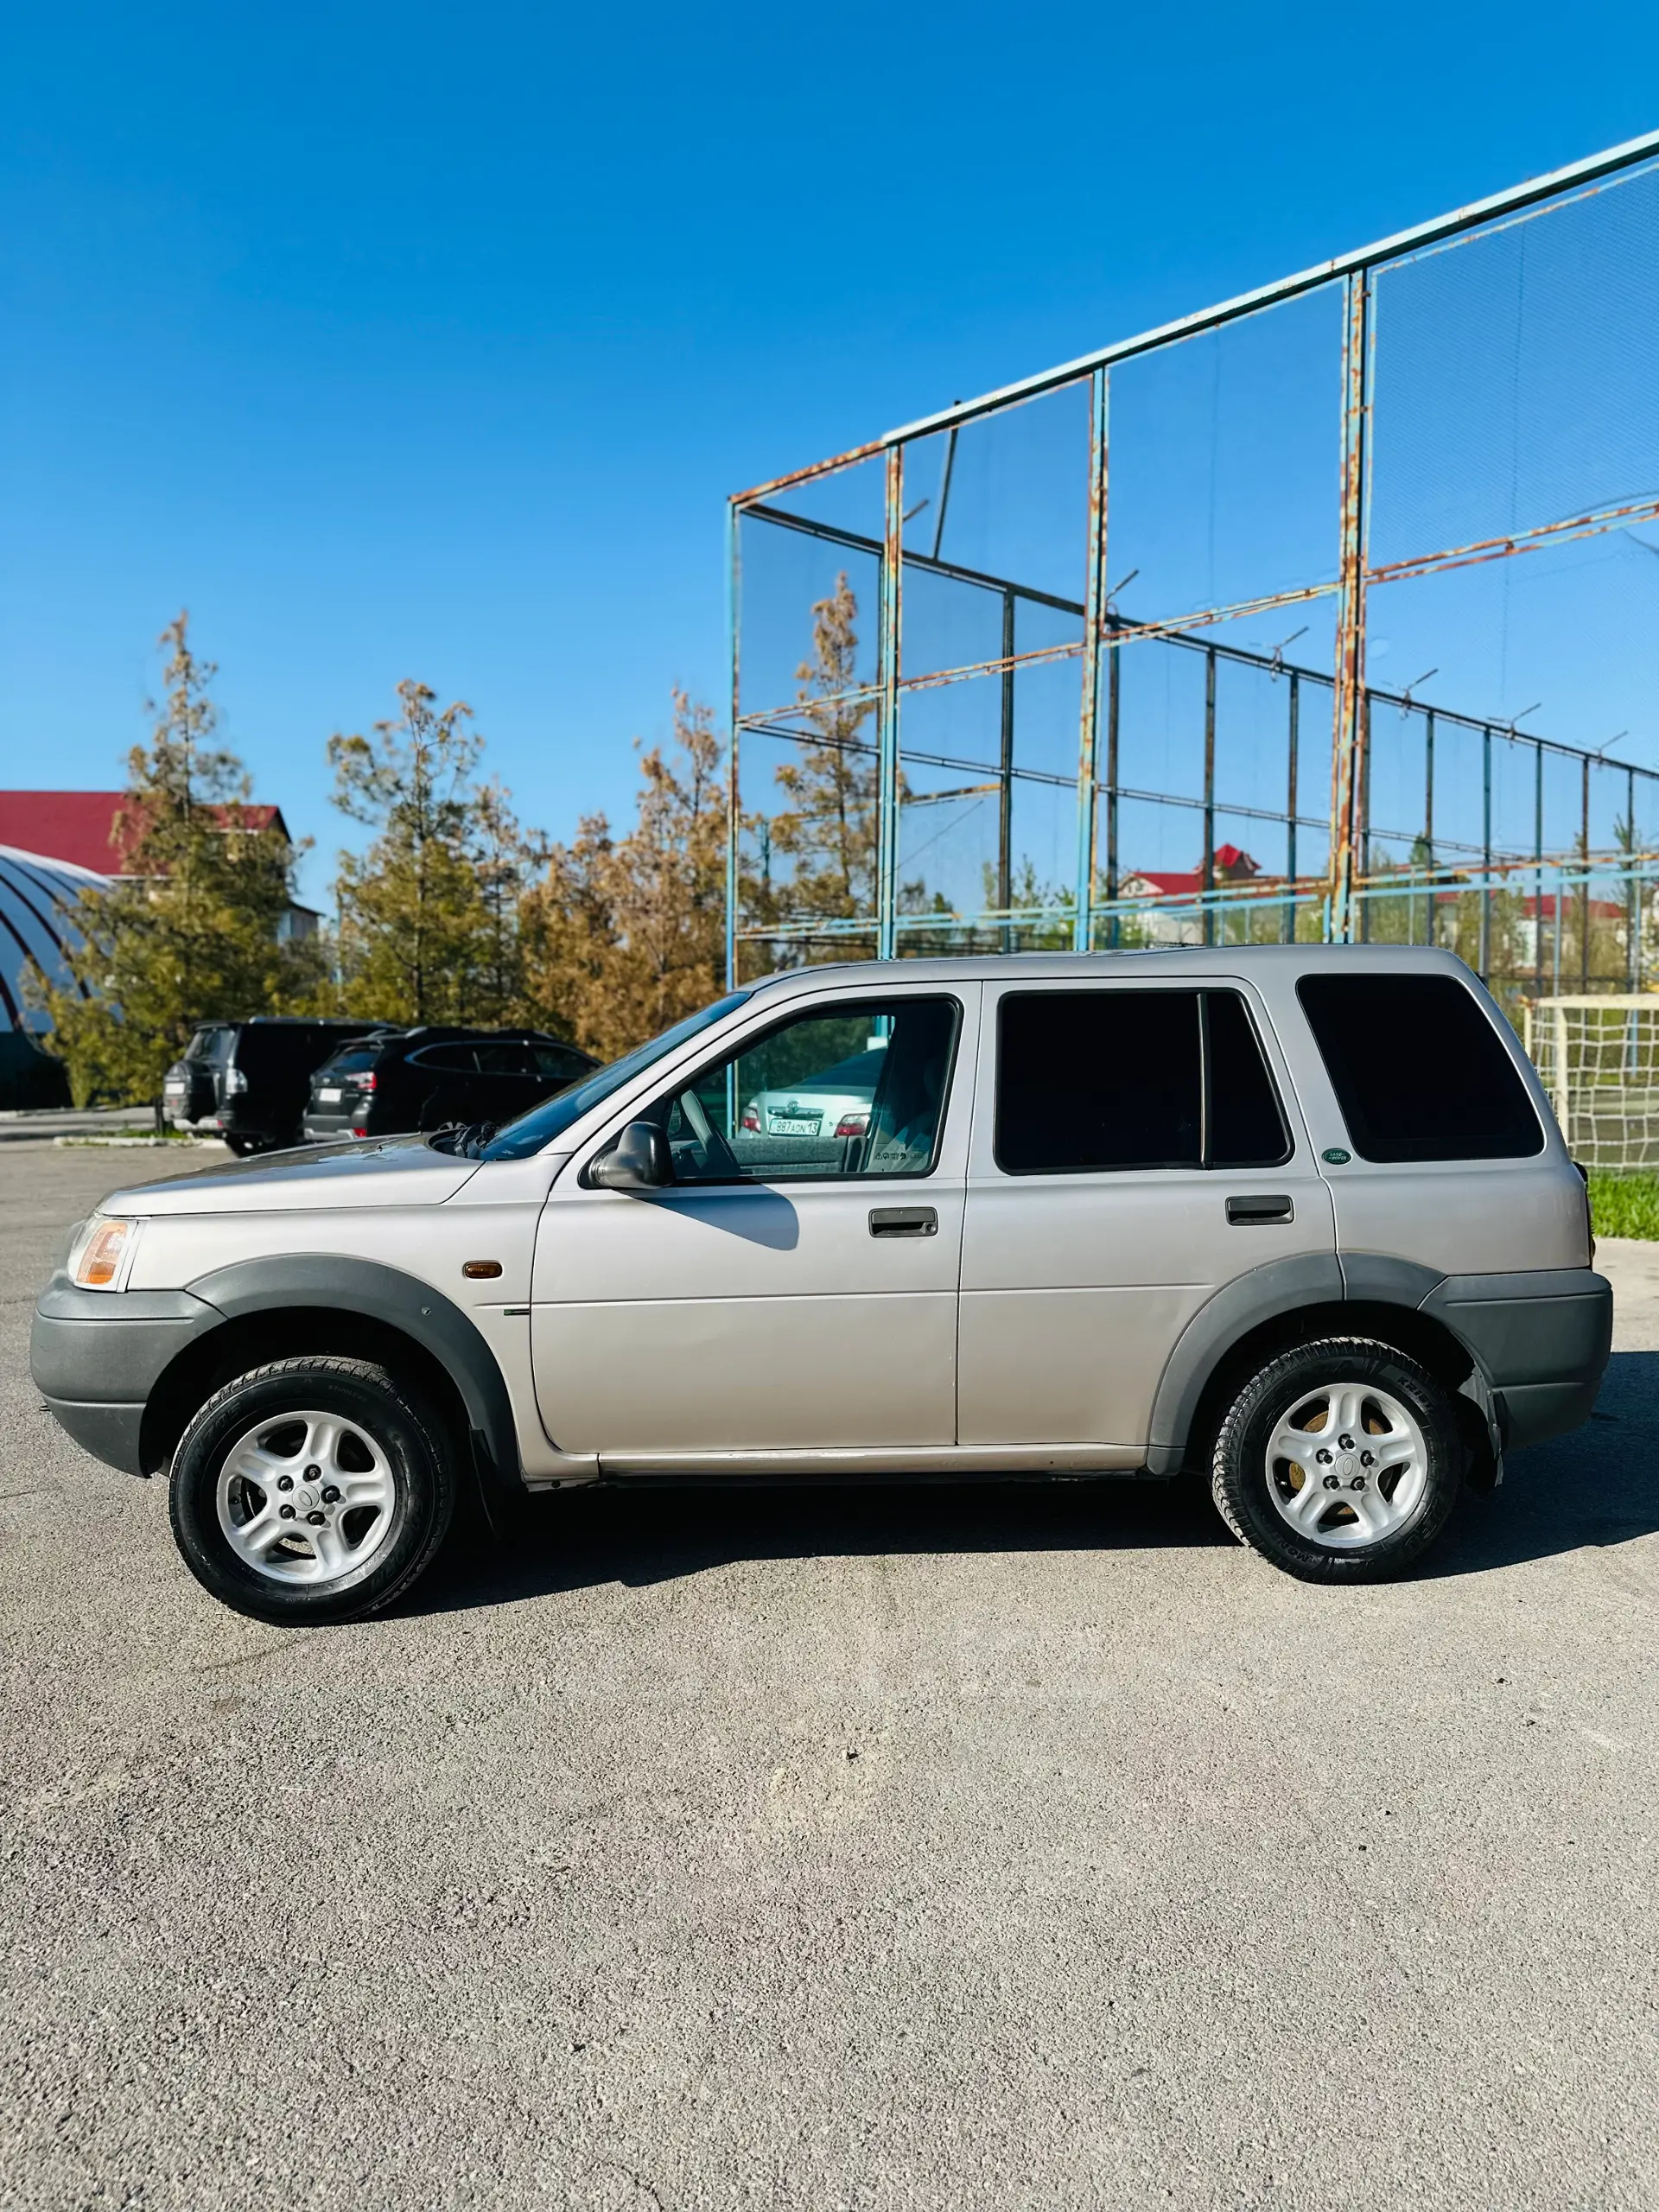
[52,1136,229,1150]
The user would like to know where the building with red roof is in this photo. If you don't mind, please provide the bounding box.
[0,791,318,942]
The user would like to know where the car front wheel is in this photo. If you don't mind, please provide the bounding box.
[168,1356,457,1624]
[1209,1335,1464,1582]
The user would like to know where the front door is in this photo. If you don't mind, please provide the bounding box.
[530,986,976,1463]
[958,979,1338,1449]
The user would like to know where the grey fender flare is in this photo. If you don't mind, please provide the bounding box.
[1143,1254,1344,1475]
[1338,1254,1446,1306]
[184,1255,522,1506]
[1141,1249,1510,1481]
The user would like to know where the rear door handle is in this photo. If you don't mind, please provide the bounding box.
[869,1205,938,1237]
[1226,1193,1294,1224]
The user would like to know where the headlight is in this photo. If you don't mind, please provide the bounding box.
[71,1217,141,1290]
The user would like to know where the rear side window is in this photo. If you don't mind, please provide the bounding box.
[410,1044,482,1073]
[531,1045,591,1080]
[1296,973,1543,1162]
[995,989,1290,1173]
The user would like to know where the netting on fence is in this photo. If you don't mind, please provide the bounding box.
[1525,995,1659,1171]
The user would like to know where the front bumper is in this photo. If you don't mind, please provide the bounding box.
[31,1276,226,1477]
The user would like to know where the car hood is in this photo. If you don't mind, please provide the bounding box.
[100,1135,481,1216]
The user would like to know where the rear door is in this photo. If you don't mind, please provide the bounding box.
[474,1041,543,1122]
[958,978,1337,1449]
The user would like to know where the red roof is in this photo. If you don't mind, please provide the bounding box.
[0,791,287,875]
[1122,846,1262,899]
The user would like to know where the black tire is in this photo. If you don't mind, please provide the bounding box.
[1210,1334,1464,1584]
[168,1356,457,1624]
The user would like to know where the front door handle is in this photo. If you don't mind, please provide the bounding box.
[869,1205,938,1237]
[1226,1193,1294,1225]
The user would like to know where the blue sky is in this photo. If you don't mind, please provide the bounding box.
[3,2,1657,908]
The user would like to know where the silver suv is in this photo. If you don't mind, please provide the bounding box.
[30,948,1611,1624]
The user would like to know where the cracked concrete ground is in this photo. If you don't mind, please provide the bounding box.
[3,1142,1657,2211]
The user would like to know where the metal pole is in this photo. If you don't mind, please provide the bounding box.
[1359,693,1372,943]
[876,445,903,959]
[1479,723,1492,982]
[1424,707,1435,948]
[1284,671,1299,944]
[1074,368,1109,950]
[1105,639,1121,948]
[1329,269,1371,942]
[1534,739,1544,1002]
[999,589,1015,953]
[1628,765,1639,995]
[1202,646,1217,945]
[1580,753,1592,992]
[725,500,741,988]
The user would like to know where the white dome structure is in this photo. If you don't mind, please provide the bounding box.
[0,842,109,1105]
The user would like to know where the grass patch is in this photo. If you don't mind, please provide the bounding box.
[1587,1172,1659,1241]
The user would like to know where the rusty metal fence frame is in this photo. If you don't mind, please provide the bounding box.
[727,127,1659,983]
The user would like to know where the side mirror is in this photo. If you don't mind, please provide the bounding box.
[588,1121,671,1191]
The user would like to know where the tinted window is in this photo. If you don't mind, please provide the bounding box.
[530,1045,592,1081]
[664,998,960,1184]
[410,1044,481,1073]
[1205,992,1290,1167]
[481,992,753,1161]
[998,992,1201,1173]
[996,988,1291,1173]
[187,1027,235,1063]
[475,1043,529,1075]
[318,1046,378,1077]
[1297,973,1543,1162]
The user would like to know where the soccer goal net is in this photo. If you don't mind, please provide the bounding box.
[1525,996,1659,1172]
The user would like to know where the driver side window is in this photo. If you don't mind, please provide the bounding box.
[660,997,958,1185]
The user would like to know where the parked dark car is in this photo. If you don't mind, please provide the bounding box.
[302,1027,599,1142]
[163,1019,391,1154]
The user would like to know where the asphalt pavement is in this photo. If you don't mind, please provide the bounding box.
[3,1141,1657,2210]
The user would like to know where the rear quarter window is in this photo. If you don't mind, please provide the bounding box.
[409,1044,481,1073]
[1297,973,1543,1162]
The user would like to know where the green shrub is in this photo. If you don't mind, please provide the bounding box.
[1587,1172,1659,1242]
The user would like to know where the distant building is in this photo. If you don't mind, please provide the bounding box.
[1117,843,1262,944]
[0,843,108,1106]
[0,790,321,1107]
[0,791,321,943]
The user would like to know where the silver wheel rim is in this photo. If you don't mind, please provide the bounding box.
[1264,1379,1429,1551]
[215,1408,399,1587]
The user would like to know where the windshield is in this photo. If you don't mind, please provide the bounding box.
[478,992,753,1161]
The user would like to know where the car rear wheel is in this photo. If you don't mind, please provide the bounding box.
[1209,1335,1464,1582]
[168,1357,457,1624]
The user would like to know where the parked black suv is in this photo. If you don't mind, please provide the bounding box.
[302,1027,599,1142]
[163,1020,390,1154]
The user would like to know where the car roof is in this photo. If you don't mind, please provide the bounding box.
[741,943,1474,1000]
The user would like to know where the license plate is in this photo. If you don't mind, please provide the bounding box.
[319,1088,342,1103]
[770,1115,820,1135]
